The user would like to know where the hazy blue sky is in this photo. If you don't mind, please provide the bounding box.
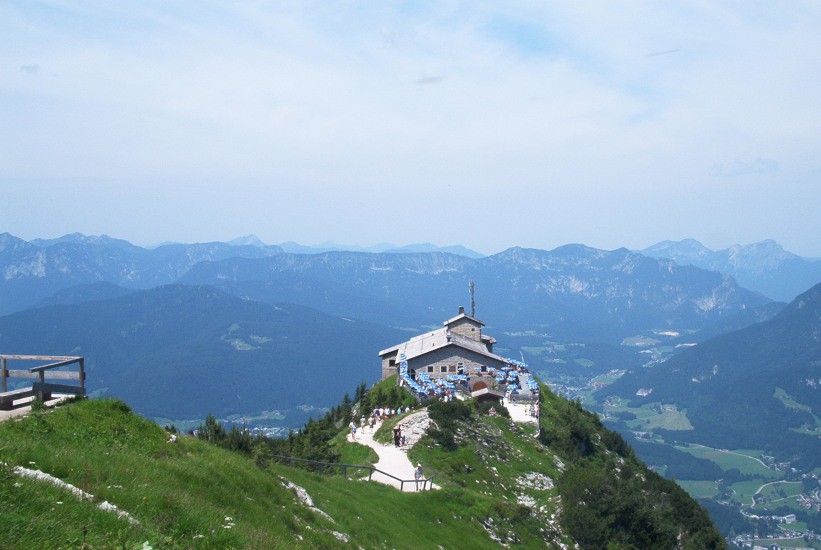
[2,2,820,256]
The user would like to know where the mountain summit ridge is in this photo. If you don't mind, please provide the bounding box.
[640,238,821,301]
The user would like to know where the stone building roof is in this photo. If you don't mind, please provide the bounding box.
[378,326,507,364]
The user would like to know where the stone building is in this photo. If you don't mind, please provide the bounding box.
[378,306,510,381]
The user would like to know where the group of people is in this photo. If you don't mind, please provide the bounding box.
[349,404,415,441]
[372,405,411,419]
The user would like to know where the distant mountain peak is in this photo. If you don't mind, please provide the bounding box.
[228,235,267,247]
[30,233,135,249]
[640,238,820,302]
[277,241,483,258]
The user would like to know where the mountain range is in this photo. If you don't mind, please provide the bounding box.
[0,232,283,315]
[640,239,821,302]
[178,244,771,344]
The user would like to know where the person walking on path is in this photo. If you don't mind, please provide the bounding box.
[349,421,357,441]
[393,426,401,447]
[414,463,424,490]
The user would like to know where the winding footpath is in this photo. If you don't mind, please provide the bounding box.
[352,411,439,492]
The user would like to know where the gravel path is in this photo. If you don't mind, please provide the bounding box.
[353,411,438,492]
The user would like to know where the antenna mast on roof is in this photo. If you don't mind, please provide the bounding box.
[469,280,476,317]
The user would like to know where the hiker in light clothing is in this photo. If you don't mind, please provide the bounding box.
[414,463,423,490]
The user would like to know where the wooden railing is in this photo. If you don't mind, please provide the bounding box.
[270,454,436,492]
[0,355,85,410]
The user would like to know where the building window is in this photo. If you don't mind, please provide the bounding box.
[427,366,434,373]
[440,366,447,373]
[448,365,456,372]
[389,359,396,367]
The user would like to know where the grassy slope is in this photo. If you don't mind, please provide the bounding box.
[0,399,560,548]
[1,391,724,549]
[1,399,337,548]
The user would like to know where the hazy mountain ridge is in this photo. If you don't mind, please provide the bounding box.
[641,238,821,302]
[3,234,790,338]
[277,239,484,258]
[0,233,284,314]
[29,232,137,250]
[180,245,770,342]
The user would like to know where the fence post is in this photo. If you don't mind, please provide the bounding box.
[37,369,46,401]
[79,358,85,391]
[1,357,6,393]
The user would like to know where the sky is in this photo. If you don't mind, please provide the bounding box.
[2,2,820,256]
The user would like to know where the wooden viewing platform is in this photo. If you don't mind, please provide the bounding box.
[0,355,85,410]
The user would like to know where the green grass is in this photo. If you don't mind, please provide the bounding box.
[0,399,330,547]
[0,397,572,548]
[675,444,780,478]
[605,401,695,431]
[676,480,720,499]
[756,480,804,500]
[774,387,821,435]
[731,479,767,505]
[276,465,534,549]
[1,389,726,549]
[335,438,379,471]
[751,480,806,512]
[754,537,821,550]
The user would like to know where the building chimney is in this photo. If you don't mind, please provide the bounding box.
[458,306,465,314]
